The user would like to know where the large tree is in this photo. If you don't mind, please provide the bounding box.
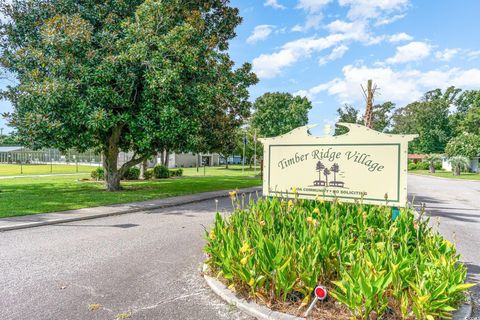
[251,92,312,138]
[445,133,480,158]
[1,0,255,190]
[391,88,455,153]
[334,104,360,135]
[334,101,394,135]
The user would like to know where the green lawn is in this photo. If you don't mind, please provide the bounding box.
[0,173,261,218]
[0,163,97,176]
[182,164,261,176]
[411,170,480,180]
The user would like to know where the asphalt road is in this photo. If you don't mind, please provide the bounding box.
[408,174,480,317]
[0,197,254,320]
[1,175,478,319]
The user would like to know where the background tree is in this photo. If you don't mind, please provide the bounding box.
[334,104,359,135]
[334,101,394,135]
[445,133,480,158]
[449,156,470,176]
[251,92,312,137]
[370,101,395,132]
[391,88,455,153]
[195,64,258,168]
[0,131,19,145]
[1,0,255,190]
[423,154,442,173]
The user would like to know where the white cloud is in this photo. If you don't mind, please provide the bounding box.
[435,48,459,62]
[318,45,349,65]
[339,0,410,20]
[388,32,413,43]
[374,13,406,26]
[466,50,480,60]
[297,0,332,13]
[246,25,275,44]
[297,64,480,106]
[264,0,286,9]
[386,41,432,64]
[253,32,359,78]
[291,24,304,32]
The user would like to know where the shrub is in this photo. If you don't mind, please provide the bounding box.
[153,165,170,179]
[434,162,442,170]
[122,167,140,180]
[144,169,154,180]
[169,168,183,177]
[205,196,472,320]
[408,162,417,170]
[416,161,430,170]
[91,167,104,180]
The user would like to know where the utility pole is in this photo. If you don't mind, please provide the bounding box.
[361,79,378,129]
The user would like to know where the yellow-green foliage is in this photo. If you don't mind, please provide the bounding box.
[204,195,473,319]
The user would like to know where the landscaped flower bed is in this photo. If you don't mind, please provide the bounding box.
[204,192,473,319]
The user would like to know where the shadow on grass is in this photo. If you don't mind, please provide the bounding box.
[0,176,261,218]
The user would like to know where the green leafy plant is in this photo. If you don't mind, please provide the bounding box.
[169,168,183,177]
[423,154,442,173]
[91,167,105,181]
[204,195,473,319]
[408,162,418,171]
[122,167,140,180]
[153,165,170,179]
[449,156,470,176]
[144,169,154,180]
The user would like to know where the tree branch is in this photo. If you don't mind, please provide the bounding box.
[119,153,148,176]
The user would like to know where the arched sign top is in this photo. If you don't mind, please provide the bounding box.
[261,124,418,207]
[260,123,417,144]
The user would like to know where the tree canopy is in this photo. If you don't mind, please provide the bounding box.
[251,92,312,138]
[445,133,480,158]
[334,102,394,135]
[391,88,455,153]
[0,0,256,190]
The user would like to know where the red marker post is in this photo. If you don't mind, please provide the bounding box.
[304,285,327,317]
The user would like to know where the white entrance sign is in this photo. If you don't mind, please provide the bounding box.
[260,123,417,207]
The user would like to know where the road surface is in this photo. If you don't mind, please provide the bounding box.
[408,174,480,317]
[1,175,478,319]
[0,197,253,320]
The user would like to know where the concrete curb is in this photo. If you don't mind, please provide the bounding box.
[0,187,261,232]
[410,204,474,320]
[204,205,473,320]
[409,172,480,182]
[203,264,303,320]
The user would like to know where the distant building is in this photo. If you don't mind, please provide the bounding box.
[164,152,220,168]
[408,154,426,163]
[442,156,479,173]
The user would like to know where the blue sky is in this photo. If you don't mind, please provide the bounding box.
[229,0,480,133]
[1,0,480,134]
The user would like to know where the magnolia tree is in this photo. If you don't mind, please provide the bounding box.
[1,0,256,190]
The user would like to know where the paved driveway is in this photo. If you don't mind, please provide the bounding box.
[408,174,480,316]
[1,176,478,319]
[0,197,253,320]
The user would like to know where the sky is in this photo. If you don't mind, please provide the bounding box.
[1,0,480,134]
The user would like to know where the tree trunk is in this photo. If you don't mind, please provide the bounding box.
[164,149,169,168]
[103,140,122,192]
[454,166,460,176]
[140,159,148,179]
[429,164,435,173]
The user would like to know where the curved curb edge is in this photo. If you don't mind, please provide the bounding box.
[410,204,473,320]
[451,296,473,320]
[203,264,303,320]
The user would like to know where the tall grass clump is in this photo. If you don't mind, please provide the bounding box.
[204,192,473,319]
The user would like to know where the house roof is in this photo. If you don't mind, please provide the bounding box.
[408,154,426,159]
[0,146,24,152]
